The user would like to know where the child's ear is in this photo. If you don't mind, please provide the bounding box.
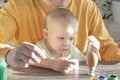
[43,28,48,39]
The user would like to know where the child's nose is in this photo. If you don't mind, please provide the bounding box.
[63,40,70,47]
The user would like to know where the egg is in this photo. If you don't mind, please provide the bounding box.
[86,52,98,67]
[86,51,98,76]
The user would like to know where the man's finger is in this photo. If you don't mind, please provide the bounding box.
[16,60,29,68]
[21,42,46,59]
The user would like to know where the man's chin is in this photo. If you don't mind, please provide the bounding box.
[55,4,64,8]
[54,1,67,7]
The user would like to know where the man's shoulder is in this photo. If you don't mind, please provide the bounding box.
[72,0,93,4]
[10,0,31,3]
[9,0,33,6]
[68,0,95,11]
[7,0,35,13]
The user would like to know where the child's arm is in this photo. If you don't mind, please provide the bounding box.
[31,57,75,73]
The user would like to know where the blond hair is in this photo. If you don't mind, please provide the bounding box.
[46,8,77,28]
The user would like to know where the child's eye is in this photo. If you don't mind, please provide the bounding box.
[70,37,74,41]
[58,37,65,40]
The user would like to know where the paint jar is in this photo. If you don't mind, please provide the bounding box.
[108,74,118,80]
[0,57,7,80]
[69,59,79,74]
[90,77,99,80]
[98,75,107,80]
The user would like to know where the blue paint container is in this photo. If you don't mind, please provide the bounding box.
[98,75,106,80]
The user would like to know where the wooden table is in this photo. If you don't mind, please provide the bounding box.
[8,61,120,80]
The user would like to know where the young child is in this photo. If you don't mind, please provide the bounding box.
[36,8,86,61]
[34,8,86,73]
[33,8,86,72]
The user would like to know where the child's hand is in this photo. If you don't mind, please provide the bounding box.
[51,58,75,73]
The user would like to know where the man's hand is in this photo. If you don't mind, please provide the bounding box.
[88,35,101,60]
[116,42,120,55]
[88,35,100,53]
[6,42,46,67]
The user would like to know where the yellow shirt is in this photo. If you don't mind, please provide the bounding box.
[0,0,120,60]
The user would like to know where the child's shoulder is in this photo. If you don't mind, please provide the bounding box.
[71,46,80,53]
[36,39,46,48]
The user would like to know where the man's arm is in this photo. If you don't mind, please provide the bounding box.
[89,2,120,61]
[0,0,17,56]
[0,43,12,56]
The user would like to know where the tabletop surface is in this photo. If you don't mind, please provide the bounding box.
[8,61,120,80]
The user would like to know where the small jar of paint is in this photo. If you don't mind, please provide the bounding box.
[98,75,107,80]
[108,74,118,80]
[0,57,7,80]
[90,77,99,80]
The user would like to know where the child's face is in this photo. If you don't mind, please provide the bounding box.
[44,19,77,54]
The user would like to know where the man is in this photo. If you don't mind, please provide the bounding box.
[0,0,120,68]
